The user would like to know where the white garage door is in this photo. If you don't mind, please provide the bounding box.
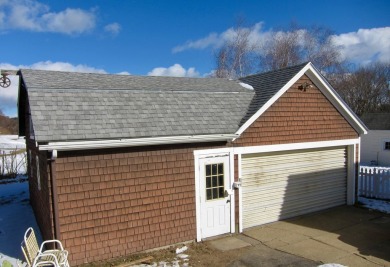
[242,147,347,229]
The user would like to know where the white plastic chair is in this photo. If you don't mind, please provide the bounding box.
[21,227,69,267]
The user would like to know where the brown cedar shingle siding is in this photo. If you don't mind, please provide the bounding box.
[54,143,224,265]
[233,75,358,147]
[27,139,54,242]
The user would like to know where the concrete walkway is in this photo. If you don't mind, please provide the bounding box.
[209,206,390,267]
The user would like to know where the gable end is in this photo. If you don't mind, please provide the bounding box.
[233,74,359,146]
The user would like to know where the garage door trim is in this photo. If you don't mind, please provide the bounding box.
[235,139,359,233]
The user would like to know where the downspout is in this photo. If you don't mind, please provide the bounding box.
[49,149,61,241]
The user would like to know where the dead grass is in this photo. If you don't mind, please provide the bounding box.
[79,241,244,267]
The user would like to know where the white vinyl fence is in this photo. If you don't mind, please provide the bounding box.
[359,166,390,200]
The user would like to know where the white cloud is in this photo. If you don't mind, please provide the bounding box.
[104,22,121,35]
[0,10,6,26]
[42,8,96,35]
[117,71,131,75]
[332,27,390,64]
[0,61,106,116]
[147,64,199,77]
[0,75,19,117]
[173,22,267,53]
[173,23,390,66]
[173,33,222,53]
[25,61,106,73]
[0,0,96,34]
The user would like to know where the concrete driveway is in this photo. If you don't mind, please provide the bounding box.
[208,206,390,267]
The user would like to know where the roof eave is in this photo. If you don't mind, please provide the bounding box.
[37,134,239,151]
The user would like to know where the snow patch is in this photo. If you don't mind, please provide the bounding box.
[0,253,26,267]
[238,82,254,90]
[358,197,390,214]
[175,246,187,254]
[0,136,25,150]
[177,254,188,259]
[132,246,190,267]
[0,135,27,175]
[0,178,42,265]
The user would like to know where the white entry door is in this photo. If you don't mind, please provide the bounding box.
[199,156,231,239]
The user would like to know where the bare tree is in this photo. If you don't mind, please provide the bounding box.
[214,21,343,78]
[214,21,257,79]
[331,62,390,116]
[260,29,301,71]
[260,25,343,72]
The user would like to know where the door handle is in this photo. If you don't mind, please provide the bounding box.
[225,189,233,197]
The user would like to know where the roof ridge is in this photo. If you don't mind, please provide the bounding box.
[239,62,309,80]
[20,68,230,81]
[28,87,247,94]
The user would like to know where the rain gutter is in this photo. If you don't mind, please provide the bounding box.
[38,134,239,151]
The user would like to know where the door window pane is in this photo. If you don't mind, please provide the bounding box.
[206,189,212,200]
[206,177,211,188]
[205,163,225,201]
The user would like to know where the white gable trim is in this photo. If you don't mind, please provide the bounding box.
[234,63,311,137]
[305,64,367,135]
[234,63,367,139]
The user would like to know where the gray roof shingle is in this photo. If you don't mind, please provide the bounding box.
[239,63,307,123]
[20,64,308,142]
[21,69,248,92]
[21,70,256,142]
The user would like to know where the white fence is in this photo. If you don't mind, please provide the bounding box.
[359,166,390,200]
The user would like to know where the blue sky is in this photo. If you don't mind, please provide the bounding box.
[0,0,389,116]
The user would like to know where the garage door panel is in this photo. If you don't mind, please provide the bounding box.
[242,147,347,229]
[242,161,346,178]
[243,181,346,200]
[243,185,346,208]
[244,192,346,226]
[242,168,346,190]
[243,153,346,175]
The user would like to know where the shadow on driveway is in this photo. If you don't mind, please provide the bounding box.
[243,205,389,266]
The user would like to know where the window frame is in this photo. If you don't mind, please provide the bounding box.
[384,141,390,151]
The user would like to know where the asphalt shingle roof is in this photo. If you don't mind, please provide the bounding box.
[360,113,390,130]
[20,64,307,142]
[239,63,307,122]
[21,70,256,142]
[21,69,248,92]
